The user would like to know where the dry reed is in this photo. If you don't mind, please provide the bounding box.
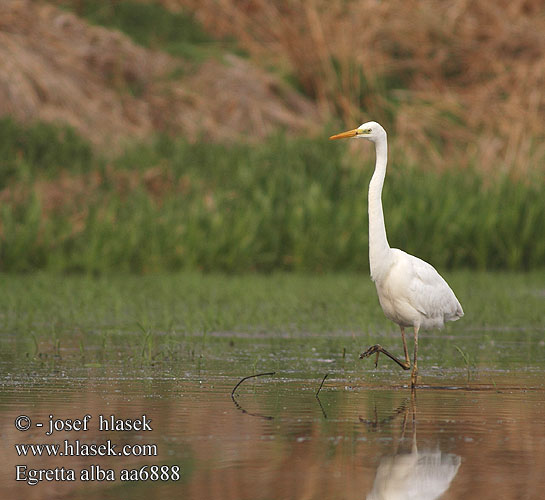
[0,0,319,147]
[171,0,545,173]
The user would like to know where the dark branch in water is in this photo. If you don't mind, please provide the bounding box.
[231,371,276,398]
[315,393,328,419]
[316,373,329,397]
[231,371,276,420]
[315,373,329,419]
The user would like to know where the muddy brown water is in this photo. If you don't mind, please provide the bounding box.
[2,346,545,500]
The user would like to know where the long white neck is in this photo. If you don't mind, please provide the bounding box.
[368,134,391,281]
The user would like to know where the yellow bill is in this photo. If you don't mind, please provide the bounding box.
[329,128,360,140]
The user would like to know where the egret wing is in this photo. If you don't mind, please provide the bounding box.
[406,254,463,323]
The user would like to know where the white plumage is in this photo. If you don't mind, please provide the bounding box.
[367,443,461,500]
[366,396,461,500]
[376,249,463,331]
[330,121,463,387]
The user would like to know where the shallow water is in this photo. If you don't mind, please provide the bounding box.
[2,332,545,500]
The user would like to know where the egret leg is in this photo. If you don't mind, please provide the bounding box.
[360,329,411,371]
[411,325,420,388]
[400,326,410,367]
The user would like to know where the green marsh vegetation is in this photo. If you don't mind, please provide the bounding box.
[1,118,545,273]
[1,272,544,375]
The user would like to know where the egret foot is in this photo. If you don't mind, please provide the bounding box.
[359,344,382,368]
[360,344,411,371]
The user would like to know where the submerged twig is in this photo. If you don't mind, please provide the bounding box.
[315,373,329,419]
[231,371,276,420]
[231,371,276,398]
[231,396,274,420]
[315,393,328,419]
[316,373,329,397]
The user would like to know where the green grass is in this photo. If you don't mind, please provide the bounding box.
[1,272,544,373]
[2,271,544,333]
[1,120,545,273]
[56,0,239,61]
[0,117,94,188]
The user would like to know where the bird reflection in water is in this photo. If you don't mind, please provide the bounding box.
[363,393,461,500]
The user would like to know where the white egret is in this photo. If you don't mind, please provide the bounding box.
[330,121,463,387]
[366,395,461,500]
[368,444,461,500]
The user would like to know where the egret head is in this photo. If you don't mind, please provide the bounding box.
[329,121,386,143]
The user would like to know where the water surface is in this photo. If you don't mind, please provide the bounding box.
[2,333,545,500]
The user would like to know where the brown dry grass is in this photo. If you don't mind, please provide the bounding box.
[3,0,544,172]
[0,0,172,147]
[170,0,545,173]
[0,0,319,148]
